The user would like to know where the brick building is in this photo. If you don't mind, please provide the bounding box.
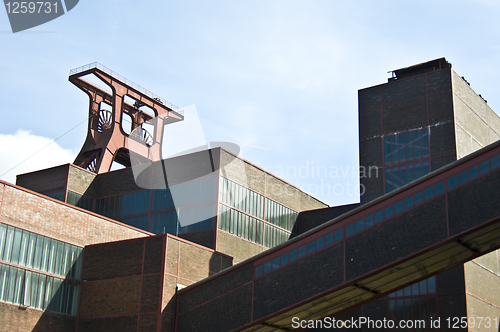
[0,58,499,331]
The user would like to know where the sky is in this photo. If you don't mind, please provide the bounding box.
[1,0,499,207]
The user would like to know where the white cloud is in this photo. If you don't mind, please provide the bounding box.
[0,130,76,185]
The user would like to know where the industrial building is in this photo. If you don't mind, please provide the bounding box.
[0,58,499,331]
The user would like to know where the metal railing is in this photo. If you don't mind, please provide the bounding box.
[69,62,184,116]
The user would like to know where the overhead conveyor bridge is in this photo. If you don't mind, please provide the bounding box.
[175,139,500,332]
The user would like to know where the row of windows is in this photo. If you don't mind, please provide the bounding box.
[389,277,436,298]
[255,229,344,278]
[0,224,83,280]
[384,128,429,165]
[152,176,217,212]
[147,205,215,236]
[0,263,79,316]
[45,191,65,202]
[385,161,430,192]
[264,198,298,232]
[120,215,148,232]
[67,191,94,211]
[447,155,500,190]
[218,204,264,245]
[95,190,150,220]
[389,296,437,326]
[254,153,500,279]
[264,224,291,248]
[220,177,265,220]
[347,181,446,237]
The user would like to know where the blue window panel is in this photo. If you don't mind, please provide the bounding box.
[392,166,400,190]
[298,245,306,258]
[400,165,407,186]
[281,253,289,267]
[398,133,406,162]
[263,261,271,274]
[395,201,403,214]
[334,229,343,242]
[458,171,468,185]
[391,135,398,164]
[415,162,422,179]
[325,233,334,246]
[355,219,364,233]
[448,176,457,190]
[492,155,500,170]
[289,249,297,263]
[408,164,415,182]
[406,132,413,161]
[385,168,392,193]
[421,129,429,158]
[307,241,315,255]
[425,186,434,200]
[480,161,490,175]
[414,191,424,205]
[384,137,392,165]
[365,214,374,228]
[272,257,280,271]
[469,166,479,180]
[422,161,430,176]
[346,223,355,237]
[255,265,263,278]
[316,237,324,250]
[384,205,393,219]
[413,130,421,159]
[375,210,384,223]
[435,181,445,195]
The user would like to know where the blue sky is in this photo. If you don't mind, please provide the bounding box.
[1,0,499,206]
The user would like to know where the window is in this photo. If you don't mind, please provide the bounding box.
[384,128,431,193]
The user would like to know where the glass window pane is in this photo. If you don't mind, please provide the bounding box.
[398,133,406,162]
[400,165,407,187]
[255,265,262,278]
[458,170,468,185]
[385,168,392,193]
[10,228,23,264]
[355,219,364,233]
[469,166,479,180]
[404,196,413,210]
[413,130,420,159]
[325,233,334,245]
[448,175,457,190]
[384,205,393,219]
[414,191,424,205]
[298,245,306,258]
[422,160,430,176]
[334,229,343,242]
[384,137,392,165]
[428,277,436,294]
[415,162,422,179]
[411,282,419,296]
[346,223,355,237]
[406,132,413,161]
[2,226,15,262]
[281,253,289,267]
[395,201,403,214]
[391,135,398,164]
[365,214,374,228]
[375,210,383,223]
[492,155,500,170]
[289,249,297,263]
[425,186,434,200]
[419,279,427,295]
[480,160,490,175]
[263,261,271,274]
[316,237,324,250]
[421,128,429,158]
[307,241,315,254]
[435,181,445,195]
[272,257,280,271]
